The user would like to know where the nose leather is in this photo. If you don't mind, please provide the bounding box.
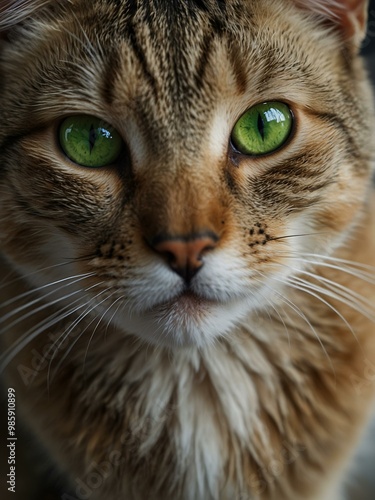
[151,232,219,282]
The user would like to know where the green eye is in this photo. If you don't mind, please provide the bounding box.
[59,115,123,167]
[231,102,293,156]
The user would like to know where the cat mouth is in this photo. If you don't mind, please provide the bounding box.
[117,285,250,347]
[150,290,215,315]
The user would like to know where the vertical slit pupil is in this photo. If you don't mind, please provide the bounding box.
[257,112,265,141]
[89,124,97,153]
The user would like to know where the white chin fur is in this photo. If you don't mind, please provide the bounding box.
[111,296,254,348]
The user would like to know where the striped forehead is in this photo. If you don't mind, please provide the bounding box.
[97,4,300,167]
[103,4,234,160]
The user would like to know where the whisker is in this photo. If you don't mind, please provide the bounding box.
[252,276,292,348]
[278,264,375,323]
[0,288,83,335]
[0,272,99,333]
[299,252,375,272]
[82,295,123,374]
[0,301,83,373]
[46,285,109,371]
[0,272,96,319]
[284,254,375,284]
[0,283,105,373]
[267,232,326,242]
[103,297,124,340]
[257,272,336,374]
[285,276,361,347]
[49,290,117,385]
[0,260,85,293]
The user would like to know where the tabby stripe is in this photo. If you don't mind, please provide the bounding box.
[0,127,41,154]
[228,42,248,94]
[100,50,121,106]
[124,0,138,19]
[307,110,361,160]
[188,0,211,12]
[126,23,158,95]
[194,32,215,87]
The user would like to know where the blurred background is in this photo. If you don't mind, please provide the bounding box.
[343,2,375,498]
[363,0,375,82]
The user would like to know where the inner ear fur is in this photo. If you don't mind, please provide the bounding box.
[293,0,369,48]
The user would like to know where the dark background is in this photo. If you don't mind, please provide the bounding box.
[363,0,375,82]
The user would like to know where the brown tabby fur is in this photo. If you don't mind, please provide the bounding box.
[1,0,375,499]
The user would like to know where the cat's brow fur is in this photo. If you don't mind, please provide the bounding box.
[0,1,375,499]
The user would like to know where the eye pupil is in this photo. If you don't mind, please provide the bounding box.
[231,102,293,156]
[88,124,97,153]
[257,113,265,141]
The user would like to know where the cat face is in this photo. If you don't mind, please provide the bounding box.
[0,0,373,347]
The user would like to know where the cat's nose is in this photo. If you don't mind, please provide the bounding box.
[150,232,219,283]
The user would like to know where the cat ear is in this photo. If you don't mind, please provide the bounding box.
[294,0,369,47]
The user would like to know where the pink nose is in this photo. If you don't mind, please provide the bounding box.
[151,232,219,282]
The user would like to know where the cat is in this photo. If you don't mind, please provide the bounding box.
[1,0,375,499]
